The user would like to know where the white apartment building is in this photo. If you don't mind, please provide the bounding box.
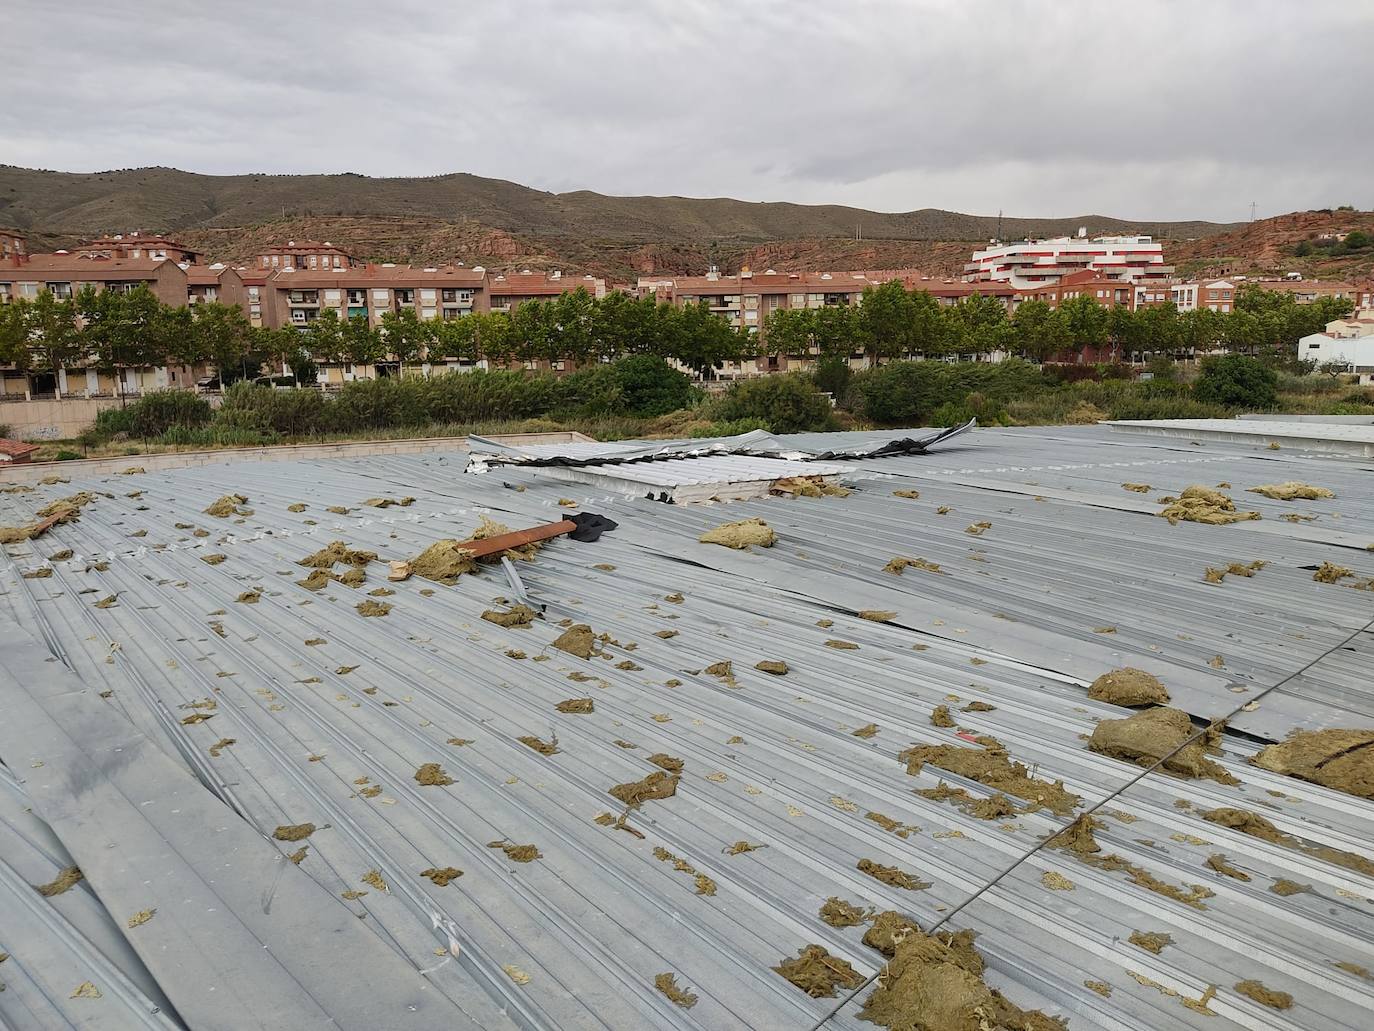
[965,234,1173,288]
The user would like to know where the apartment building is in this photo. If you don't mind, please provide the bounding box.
[1,228,27,266]
[894,276,1021,312]
[262,264,489,330]
[185,263,246,309]
[965,235,1174,287]
[648,269,881,330]
[1256,279,1363,305]
[489,270,607,312]
[0,252,190,308]
[1170,279,1236,313]
[1017,269,1135,309]
[76,232,204,264]
[256,240,359,272]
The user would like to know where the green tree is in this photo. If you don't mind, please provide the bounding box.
[945,294,1012,357]
[812,304,858,360]
[1177,307,1223,352]
[857,281,915,364]
[761,307,814,359]
[675,301,744,377]
[192,302,257,384]
[303,308,347,365]
[1058,295,1109,354]
[379,307,430,373]
[340,314,384,369]
[25,290,85,394]
[1135,302,1180,356]
[550,288,596,364]
[592,292,658,359]
[1011,300,1066,360]
[0,297,30,370]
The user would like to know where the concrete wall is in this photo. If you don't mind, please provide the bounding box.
[0,430,595,485]
[0,397,129,440]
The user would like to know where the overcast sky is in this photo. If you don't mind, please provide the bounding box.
[6,0,1372,221]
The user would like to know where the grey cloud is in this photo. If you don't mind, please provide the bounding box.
[4,0,1372,220]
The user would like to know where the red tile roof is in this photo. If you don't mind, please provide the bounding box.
[2,254,177,278]
[0,438,39,459]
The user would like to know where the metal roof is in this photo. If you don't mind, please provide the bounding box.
[2,423,1373,1030]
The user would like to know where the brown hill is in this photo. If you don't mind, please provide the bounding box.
[0,164,1235,247]
[1169,209,1374,281]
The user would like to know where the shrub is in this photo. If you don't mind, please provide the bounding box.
[122,390,214,438]
[1193,354,1278,409]
[218,382,330,436]
[91,405,136,438]
[1145,355,1179,382]
[813,355,853,400]
[709,374,838,433]
[612,355,698,417]
[54,449,81,461]
[0,423,10,439]
[561,356,698,418]
[849,359,1044,426]
[1064,400,1108,424]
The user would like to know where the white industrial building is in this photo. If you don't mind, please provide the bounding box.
[1298,309,1374,371]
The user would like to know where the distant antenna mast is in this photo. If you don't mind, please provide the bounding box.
[1250,201,1257,222]
[996,209,1003,242]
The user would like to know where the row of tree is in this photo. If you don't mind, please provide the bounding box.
[764,281,1354,362]
[0,280,1355,386]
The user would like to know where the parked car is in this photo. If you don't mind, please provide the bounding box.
[195,375,221,392]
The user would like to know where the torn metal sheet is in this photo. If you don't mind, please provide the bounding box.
[466,420,974,472]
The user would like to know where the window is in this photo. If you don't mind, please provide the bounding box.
[271,255,279,267]
[372,289,389,303]
[420,288,437,303]
[324,289,342,305]
[248,287,260,301]
[19,282,40,297]
[421,307,437,320]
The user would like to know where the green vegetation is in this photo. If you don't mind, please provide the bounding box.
[1,281,1352,391]
[1293,230,1372,258]
[708,374,838,434]
[1193,354,1278,408]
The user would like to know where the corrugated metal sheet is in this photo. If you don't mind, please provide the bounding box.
[2,423,1372,1030]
